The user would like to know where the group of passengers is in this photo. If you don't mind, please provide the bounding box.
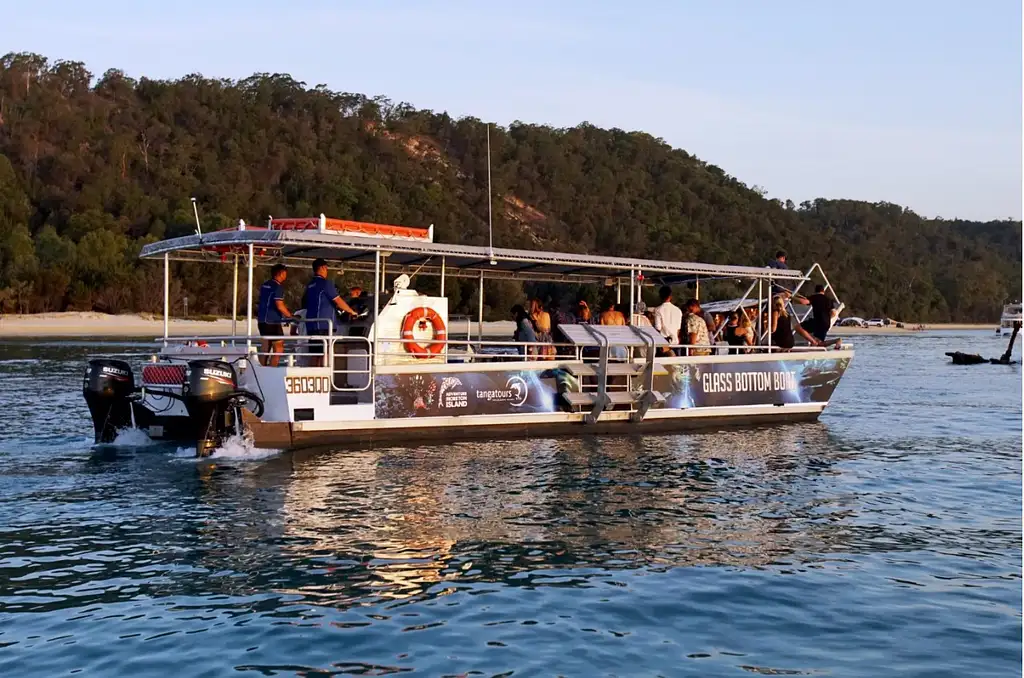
[255,258,363,366]
[510,277,840,359]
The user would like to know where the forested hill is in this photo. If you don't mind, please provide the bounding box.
[0,53,1019,322]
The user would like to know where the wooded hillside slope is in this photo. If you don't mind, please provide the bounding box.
[0,53,1019,321]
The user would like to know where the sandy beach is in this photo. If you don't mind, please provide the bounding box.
[0,312,997,339]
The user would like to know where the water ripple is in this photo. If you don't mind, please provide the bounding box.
[0,332,1019,677]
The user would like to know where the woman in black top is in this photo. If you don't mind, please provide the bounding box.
[723,311,748,354]
[770,295,820,350]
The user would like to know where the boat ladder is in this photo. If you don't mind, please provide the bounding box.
[558,324,668,423]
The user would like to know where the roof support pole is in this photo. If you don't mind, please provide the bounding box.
[373,248,381,368]
[231,254,239,342]
[246,243,254,351]
[629,267,636,325]
[440,256,446,297]
[757,278,763,344]
[162,252,169,343]
[710,279,758,343]
[766,273,772,353]
[477,270,484,349]
[695,276,700,301]
[616,279,621,305]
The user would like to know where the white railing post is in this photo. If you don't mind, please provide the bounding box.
[162,252,169,343]
[231,254,239,343]
[246,243,254,350]
[629,267,636,325]
[373,249,381,368]
[477,270,484,349]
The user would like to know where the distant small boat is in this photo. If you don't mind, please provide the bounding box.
[997,301,1022,334]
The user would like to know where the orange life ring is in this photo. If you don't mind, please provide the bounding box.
[401,307,447,357]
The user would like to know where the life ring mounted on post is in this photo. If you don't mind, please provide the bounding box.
[401,307,447,358]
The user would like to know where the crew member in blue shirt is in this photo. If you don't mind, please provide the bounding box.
[256,263,294,366]
[304,258,359,366]
[767,249,792,296]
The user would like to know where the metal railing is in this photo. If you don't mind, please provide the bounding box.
[376,336,838,361]
[158,333,374,393]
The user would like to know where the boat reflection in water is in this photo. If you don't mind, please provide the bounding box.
[189,424,859,609]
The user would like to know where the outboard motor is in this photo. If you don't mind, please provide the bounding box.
[182,360,239,457]
[83,359,136,443]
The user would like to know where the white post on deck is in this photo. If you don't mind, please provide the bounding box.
[757,278,763,343]
[162,252,169,342]
[766,273,772,353]
[477,270,484,346]
[616,280,621,305]
[695,276,700,301]
[373,249,381,367]
[231,254,239,340]
[629,267,636,325]
[246,243,254,350]
[440,256,446,297]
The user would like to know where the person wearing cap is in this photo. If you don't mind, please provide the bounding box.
[304,258,358,365]
[256,263,293,367]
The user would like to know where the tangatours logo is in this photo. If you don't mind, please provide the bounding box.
[439,376,468,409]
[506,376,528,406]
[476,375,529,407]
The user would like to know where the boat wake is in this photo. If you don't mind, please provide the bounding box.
[175,433,281,461]
[106,427,155,448]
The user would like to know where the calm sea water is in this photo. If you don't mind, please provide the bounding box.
[0,331,1020,677]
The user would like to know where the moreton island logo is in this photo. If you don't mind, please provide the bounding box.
[438,376,468,409]
[476,375,529,407]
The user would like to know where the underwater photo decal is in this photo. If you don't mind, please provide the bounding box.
[654,357,849,409]
[375,369,560,418]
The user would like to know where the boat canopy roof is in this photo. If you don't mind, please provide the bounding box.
[139,216,805,285]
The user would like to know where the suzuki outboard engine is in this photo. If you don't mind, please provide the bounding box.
[182,360,239,457]
[83,359,136,443]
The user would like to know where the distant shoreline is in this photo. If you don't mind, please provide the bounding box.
[0,312,1001,339]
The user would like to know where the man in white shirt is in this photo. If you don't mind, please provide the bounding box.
[652,286,683,355]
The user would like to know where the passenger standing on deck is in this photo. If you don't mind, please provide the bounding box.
[683,298,711,356]
[598,299,628,360]
[256,264,293,367]
[511,305,538,357]
[722,311,744,354]
[801,284,836,342]
[304,258,359,366]
[652,286,683,355]
[576,300,593,324]
[771,295,821,350]
[530,298,556,359]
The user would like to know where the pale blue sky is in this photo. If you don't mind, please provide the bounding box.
[3,0,1021,220]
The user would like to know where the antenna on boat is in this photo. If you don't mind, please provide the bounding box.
[487,123,496,265]
[190,197,203,239]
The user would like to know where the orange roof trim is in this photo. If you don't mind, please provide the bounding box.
[267,216,433,242]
